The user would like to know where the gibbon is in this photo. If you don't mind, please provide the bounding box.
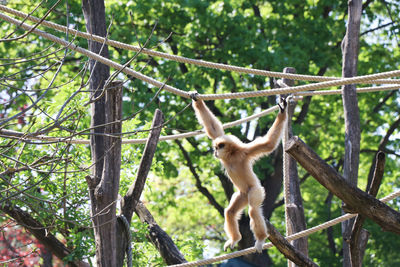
[191,95,287,253]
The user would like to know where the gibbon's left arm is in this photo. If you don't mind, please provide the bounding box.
[246,99,288,159]
[192,99,225,140]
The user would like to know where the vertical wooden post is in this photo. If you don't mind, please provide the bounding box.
[281,67,308,267]
[87,81,123,267]
[341,1,362,266]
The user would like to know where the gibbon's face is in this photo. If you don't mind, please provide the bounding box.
[213,135,242,159]
[213,141,225,158]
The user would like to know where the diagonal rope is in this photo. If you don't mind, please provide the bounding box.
[170,189,400,267]
[1,12,400,101]
[0,4,400,85]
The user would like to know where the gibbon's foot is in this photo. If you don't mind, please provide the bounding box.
[224,239,240,251]
[278,97,288,113]
[254,239,265,253]
[189,91,199,101]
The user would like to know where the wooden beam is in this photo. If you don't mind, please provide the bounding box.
[285,136,400,234]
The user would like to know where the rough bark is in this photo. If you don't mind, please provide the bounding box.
[349,152,386,267]
[265,220,318,267]
[135,201,187,265]
[341,1,362,265]
[122,109,164,222]
[88,80,122,267]
[82,0,110,185]
[281,67,308,267]
[285,136,400,234]
[82,1,114,265]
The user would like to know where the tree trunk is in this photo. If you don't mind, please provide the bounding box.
[341,1,362,266]
[82,1,120,266]
[88,80,122,266]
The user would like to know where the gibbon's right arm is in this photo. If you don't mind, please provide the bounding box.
[246,98,288,159]
[192,99,225,140]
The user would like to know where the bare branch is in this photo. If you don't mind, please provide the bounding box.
[122,109,164,222]
[266,220,318,267]
[349,151,386,267]
[1,202,88,267]
[135,201,187,265]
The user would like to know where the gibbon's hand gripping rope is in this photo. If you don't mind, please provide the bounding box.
[0,12,400,101]
[0,4,399,85]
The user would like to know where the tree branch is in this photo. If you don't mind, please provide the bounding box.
[135,201,187,265]
[361,21,396,36]
[341,0,362,265]
[122,109,164,222]
[119,109,186,265]
[349,151,386,267]
[367,115,400,188]
[1,202,88,267]
[285,136,400,234]
[266,220,318,267]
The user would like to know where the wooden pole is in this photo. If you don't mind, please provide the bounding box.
[341,0,362,265]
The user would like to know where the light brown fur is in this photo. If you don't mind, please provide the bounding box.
[192,99,287,252]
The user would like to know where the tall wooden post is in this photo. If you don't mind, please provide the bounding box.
[87,81,123,267]
[341,1,362,266]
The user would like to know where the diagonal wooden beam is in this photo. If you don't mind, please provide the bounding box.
[122,109,164,222]
[285,136,400,234]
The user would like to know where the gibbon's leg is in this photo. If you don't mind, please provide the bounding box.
[224,191,248,251]
[248,186,268,253]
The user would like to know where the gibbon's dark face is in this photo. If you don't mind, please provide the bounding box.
[212,135,243,160]
[214,142,225,158]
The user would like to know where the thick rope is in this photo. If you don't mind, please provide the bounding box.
[118,215,132,267]
[282,112,291,232]
[1,4,399,85]
[2,12,400,101]
[171,189,400,267]
[295,84,399,96]
[198,73,400,100]
[282,112,295,267]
